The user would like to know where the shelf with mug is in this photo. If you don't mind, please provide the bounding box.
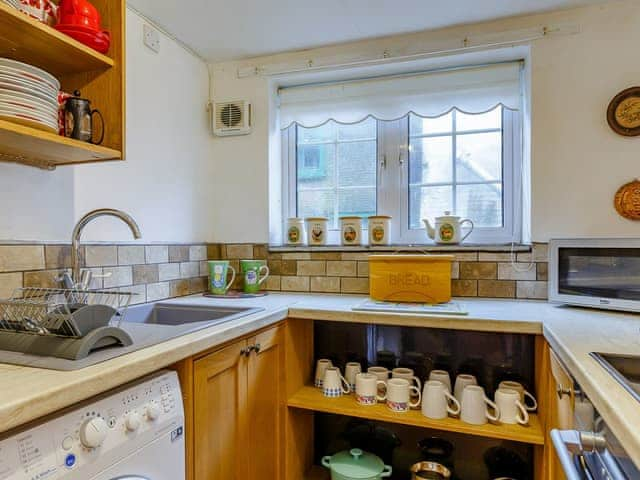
[0,2,114,77]
[287,385,544,445]
[0,119,122,169]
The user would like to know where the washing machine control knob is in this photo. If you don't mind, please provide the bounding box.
[125,412,141,432]
[79,417,108,448]
[145,403,161,421]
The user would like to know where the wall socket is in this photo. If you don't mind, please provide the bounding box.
[143,24,160,53]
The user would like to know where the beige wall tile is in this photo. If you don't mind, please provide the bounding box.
[516,243,549,263]
[478,280,516,298]
[200,261,209,276]
[226,244,254,259]
[327,261,357,277]
[281,276,310,292]
[340,252,370,261]
[253,244,268,259]
[145,245,168,264]
[281,260,298,275]
[23,270,61,289]
[297,260,326,276]
[158,263,181,281]
[126,284,147,305]
[357,261,369,278]
[0,246,45,272]
[86,267,103,290]
[170,279,190,297]
[478,252,512,262]
[537,263,548,281]
[133,264,159,285]
[268,259,282,275]
[311,252,341,260]
[118,246,145,266]
[169,245,190,263]
[180,262,200,278]
[451,262,459,280]
[103,266,133,288]
[459,262,497,280]
[147,282,170,302]
[264,275,281,291]
[207,243,221,260]
[341,277,369,294]
[311,276,340,293]
[0,272,22,298]
[45,245,71,269]
[85,246,117,267]
[452,279,477,297]
[517,281,548,299]
[453,252,478,262]
[189,245,208,261]
[189,277,207,294]
[282,252,311,260]
[497,263,537,281]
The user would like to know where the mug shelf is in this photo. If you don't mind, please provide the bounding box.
[287,385,544,445]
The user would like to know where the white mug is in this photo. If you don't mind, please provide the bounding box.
[499,380,538,411]
[323,367,350,397]
[392,367,422,394]
[460,385,500,425]
[314,359,333,388]
[345,362,362,392]
[495,388,529,425]
[368,366,390,398]
[379,378,421,412]
[453,374,478,402]
[355,373,386,406]
[428,370,451,392]
[422,380,461,420]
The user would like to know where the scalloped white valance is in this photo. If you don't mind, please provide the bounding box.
[279,62,522,129]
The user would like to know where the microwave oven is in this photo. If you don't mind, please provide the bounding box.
[548,238,640,313]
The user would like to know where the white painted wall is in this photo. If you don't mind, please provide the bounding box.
[0,8,215,243]
[208,0,640,243]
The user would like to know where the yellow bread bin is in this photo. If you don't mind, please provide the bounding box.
[369,254,454,304]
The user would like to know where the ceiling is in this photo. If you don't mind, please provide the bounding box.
[127,0,606,62]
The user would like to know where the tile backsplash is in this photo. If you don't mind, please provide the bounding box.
[0,242,548,301]
[211,243,549,300]
[0,243,209,303]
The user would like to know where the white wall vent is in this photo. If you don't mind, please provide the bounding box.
[212,100,252,136]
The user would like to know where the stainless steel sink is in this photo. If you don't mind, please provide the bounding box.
[121,303,263,328]
[590,352,640,402]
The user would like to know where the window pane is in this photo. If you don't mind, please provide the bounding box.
[456,132,502,182]
[410,112,453,136]
[338,140,376,187]
[457,107,501,132]
[456,183,503,227]
[298,190,335,224]
[409,185,453,230]
[298,122,335,144]
[297,144,335,188]
[338,188,376,219]
[409,136,453,185]
[337,117,376,141]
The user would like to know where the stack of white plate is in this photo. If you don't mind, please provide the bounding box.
[0,58,60,133]
[1,0,20,10]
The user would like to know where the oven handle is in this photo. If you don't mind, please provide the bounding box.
[551,429,589,480]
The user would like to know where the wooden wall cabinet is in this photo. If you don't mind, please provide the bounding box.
[174,324,285,480]
[0,0,125,169]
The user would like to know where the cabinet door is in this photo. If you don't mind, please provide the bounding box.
[194,338,248,480]
[247,326,285,478]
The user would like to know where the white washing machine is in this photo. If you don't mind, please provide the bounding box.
[0,370,185,480]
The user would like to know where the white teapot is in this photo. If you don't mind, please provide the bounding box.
[423,211,474,244]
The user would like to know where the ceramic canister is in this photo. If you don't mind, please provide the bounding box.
[340,217,363,246]
[286,218,305,245]
[305,217,328,245]
[368,216,391,245]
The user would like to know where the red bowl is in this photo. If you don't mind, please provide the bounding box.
[57,12,100,30]
[55,27,110,54]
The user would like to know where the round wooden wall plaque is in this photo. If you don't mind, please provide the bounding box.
[607,87,640,136]
[614,179,640,220]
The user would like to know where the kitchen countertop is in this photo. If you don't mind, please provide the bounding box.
[1,292,639,470]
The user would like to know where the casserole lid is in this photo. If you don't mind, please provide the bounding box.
[324,449,386,478]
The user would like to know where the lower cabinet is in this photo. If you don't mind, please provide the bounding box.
[174,323,285,480]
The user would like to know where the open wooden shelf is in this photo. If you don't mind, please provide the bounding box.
[0,119,121,168]
[0,3,114,77]
[288,386,544,445]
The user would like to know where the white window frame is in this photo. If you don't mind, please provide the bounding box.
[282,107,522,245]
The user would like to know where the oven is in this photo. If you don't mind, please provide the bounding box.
[549,349,639,479]
[548,238,640,313]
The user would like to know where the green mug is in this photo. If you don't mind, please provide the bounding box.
[208,261,236,295]
[240,260,269,294]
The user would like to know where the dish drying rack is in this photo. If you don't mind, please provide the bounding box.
[0,287,135,360]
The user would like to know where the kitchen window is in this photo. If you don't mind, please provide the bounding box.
[280,62,524,245]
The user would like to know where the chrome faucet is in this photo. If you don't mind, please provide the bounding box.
[70,209,142,286]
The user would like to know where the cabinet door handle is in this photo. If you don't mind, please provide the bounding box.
[250,343,261,354]
[240,347,250,357]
